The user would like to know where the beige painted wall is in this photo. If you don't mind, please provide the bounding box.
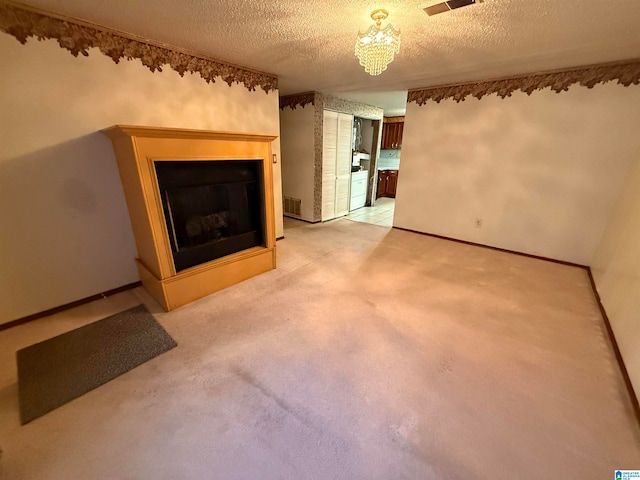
[592,157,640,396]
[395,83,640,265]
[279,105,316,222]
[0,35,283,324]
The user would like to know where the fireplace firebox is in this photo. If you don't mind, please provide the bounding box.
[155,160,265,272]
[103,126,277,311]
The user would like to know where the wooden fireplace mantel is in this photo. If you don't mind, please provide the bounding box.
[102,125,277,311]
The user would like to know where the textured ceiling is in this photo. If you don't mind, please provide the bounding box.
[17,0,640,114]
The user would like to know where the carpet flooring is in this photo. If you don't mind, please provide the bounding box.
[0,218,639,479]
[17,305,176,424]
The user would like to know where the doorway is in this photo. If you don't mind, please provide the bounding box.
[346,114,403,227]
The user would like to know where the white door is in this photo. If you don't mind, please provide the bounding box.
[322,110,353,221]
[322,110,338,221]
[335,113,353,218]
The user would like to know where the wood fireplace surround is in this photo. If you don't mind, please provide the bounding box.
[103,126,277,311]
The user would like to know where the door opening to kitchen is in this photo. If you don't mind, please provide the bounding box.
[346,115,402,227]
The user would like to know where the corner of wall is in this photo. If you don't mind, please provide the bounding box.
[590,156,640,401]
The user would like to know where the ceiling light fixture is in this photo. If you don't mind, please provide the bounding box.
[355,9,401,76]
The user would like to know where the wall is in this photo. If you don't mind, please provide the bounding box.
[0,35,283,325]
[395,83,640,265]
[592,157,640,396]
[279,105,316,222]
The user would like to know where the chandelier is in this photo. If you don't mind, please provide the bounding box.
[355,9,401,76]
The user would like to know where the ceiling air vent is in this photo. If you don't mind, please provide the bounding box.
[424,0,476,16]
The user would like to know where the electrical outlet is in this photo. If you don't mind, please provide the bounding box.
[475,218,483,228]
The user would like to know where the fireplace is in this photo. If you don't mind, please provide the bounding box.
[103,126,277,311]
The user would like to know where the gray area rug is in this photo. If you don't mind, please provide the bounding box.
[17,304,176,425]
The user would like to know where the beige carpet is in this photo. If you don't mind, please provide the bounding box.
[1,217,639,479]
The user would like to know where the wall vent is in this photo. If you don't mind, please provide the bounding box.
[283,196,302,217]
[424,0,476,16]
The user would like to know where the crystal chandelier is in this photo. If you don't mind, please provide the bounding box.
[355,9,401,76]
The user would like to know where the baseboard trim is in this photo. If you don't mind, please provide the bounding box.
[276,236,285,241]
[0,281,142,332]
[391,227,587,269]
[586,268,640,426]
[283,214,320,224]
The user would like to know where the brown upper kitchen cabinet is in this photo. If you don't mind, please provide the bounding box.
[381,116,404,150]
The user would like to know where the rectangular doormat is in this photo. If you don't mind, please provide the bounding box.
[17,304,177,424]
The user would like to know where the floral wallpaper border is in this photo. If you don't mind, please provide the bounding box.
[408,59,640,105]
[279,91,316,110]
[0,1,278,92]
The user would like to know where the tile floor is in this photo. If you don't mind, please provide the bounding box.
[346,196,395,227]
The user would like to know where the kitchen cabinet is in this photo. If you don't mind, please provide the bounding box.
[322,110,353,221]
[381,116,404,150]
[377,169,398,198]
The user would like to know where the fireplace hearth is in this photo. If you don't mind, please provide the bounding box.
[103,126,277,311]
